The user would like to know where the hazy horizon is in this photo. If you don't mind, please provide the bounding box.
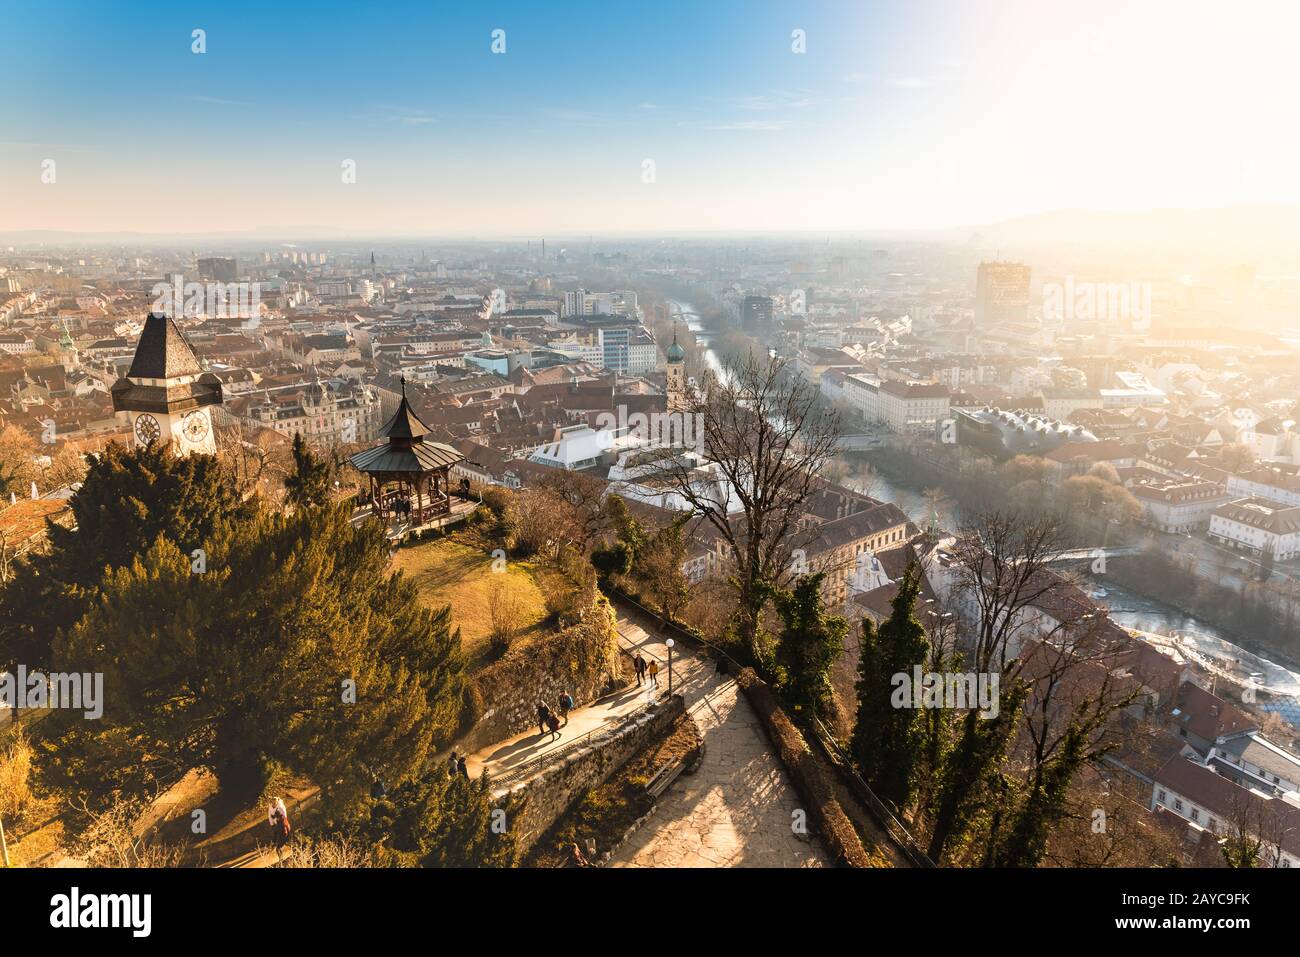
[6,0,1300,236]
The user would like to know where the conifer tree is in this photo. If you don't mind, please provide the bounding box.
[765,572,847,720]
[283,432,333,509]
[369,772,514,867]
[0,442,239,670]
[850,564,929,812]
[51,503,467,816]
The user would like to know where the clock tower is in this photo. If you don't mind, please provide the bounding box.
[111,312,223,456]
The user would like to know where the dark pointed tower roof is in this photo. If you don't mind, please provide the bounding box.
[126,312,204,379]
[378,378,432,440]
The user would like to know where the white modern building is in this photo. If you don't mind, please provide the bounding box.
[1208,497,1300,560]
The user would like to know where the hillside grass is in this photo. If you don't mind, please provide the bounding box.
[390,538,553,669]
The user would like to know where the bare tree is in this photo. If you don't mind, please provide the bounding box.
[927,510,1079,862]
[68,796,187,868]
[533,470,611,553]
[950,510,1076,675]
[650,350,840,663]
[487,578,521,658]
[40,444,88,491]
[216,421,290,503]
[1221,789,1297,868]
[277,833,376,867]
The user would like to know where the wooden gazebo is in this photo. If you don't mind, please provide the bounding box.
[349,380,464,525]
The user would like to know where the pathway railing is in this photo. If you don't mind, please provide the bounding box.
[609,586,935,868]
[809,716,935,869]
[489,698,658,791]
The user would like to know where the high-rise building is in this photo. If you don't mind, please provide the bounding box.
[975,261,1031,327]
[197,257,238,282]
[741,295,773,328]
[563,288,587,317]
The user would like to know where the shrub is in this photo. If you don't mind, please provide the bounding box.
[0,730,33,823]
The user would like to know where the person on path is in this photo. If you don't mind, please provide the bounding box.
[268,797,292,861]
[447,752,459,778]
[457,755,469,779]
[569,841,591,867]
[547,712,561,741]
[537,700,552,735]
[648,659,660,688]
[558,691,574,726]
[633,654,646,685]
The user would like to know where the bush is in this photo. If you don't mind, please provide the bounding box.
[0,731,33,824]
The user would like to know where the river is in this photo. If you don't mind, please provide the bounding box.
[668,299,727,382]
[667,298,1300,694]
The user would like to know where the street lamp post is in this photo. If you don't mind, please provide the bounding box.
[666,638,675,694]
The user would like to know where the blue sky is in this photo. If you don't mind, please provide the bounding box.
[4,0,1300,236]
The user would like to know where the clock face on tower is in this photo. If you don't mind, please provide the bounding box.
[181,410,210,443]
[134,413,162,447]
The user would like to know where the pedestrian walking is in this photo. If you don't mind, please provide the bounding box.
[558,691,574,726]
[458,756,469,779]
[648,659,660,688]
[447,751,459,777]
[268,797,292,861]
[569,841,591,867]
[633,654,646,685]
[537,700,551,735]
[547,712,561,740]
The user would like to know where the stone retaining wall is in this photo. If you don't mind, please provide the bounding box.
[497,694,685,855]
[459,597,625,753]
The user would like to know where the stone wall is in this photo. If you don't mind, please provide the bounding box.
[458,596,625,753]
[734,667,874,867]
[497,694,685,854]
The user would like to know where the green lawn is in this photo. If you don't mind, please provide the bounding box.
[390,538,552,667]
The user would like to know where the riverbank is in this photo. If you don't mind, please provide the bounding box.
[852,444,1300,674]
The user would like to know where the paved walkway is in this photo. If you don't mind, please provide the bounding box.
[607,607,827,868]
[463,666,662,785]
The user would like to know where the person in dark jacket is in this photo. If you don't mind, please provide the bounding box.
[537,701,552,735]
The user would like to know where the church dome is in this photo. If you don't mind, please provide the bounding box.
[665,331,685,363]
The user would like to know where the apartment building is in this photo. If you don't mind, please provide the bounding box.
[1208,497,1300,560]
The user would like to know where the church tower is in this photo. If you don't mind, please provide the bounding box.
[665,325,687,412]
[111,312,224,456]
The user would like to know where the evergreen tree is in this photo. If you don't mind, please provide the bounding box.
[0,442,239,671]
[925,677,1029,864]
[638,517,691,622]
[368,772,514,867]
[850,564,930,811]
[765,572,847,720]
[605,495,648,568]
[986,722,1086,867]
[50,502,467,816]
[283,432,333,509]
[590,540,633,581]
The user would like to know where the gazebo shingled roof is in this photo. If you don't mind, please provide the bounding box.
[349,380,463,474]
[350,440,463,474]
